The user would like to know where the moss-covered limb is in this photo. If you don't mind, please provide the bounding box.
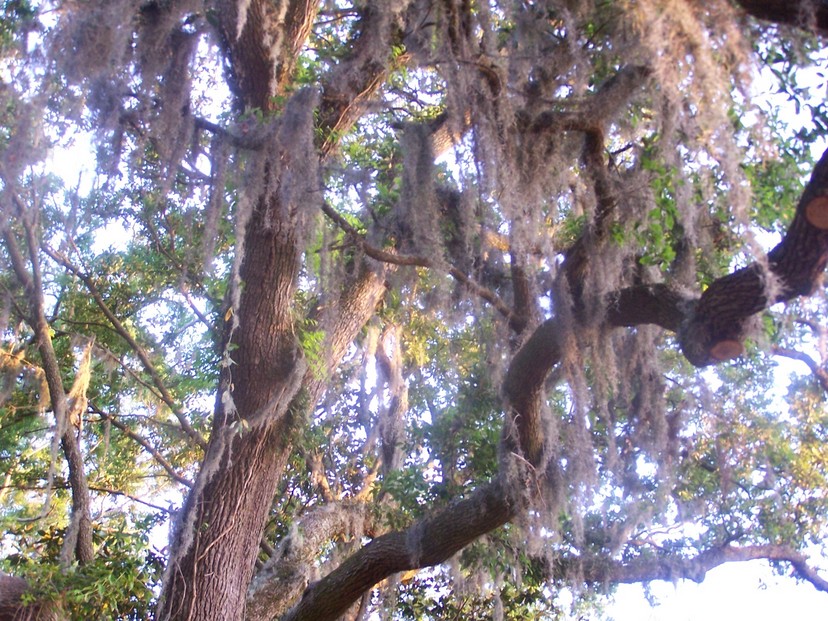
[212,0,320,110]
[501,318,563,467]
[504,138,828,457]
[680,145,828,367]
[500,137,828,466]
[281,477,517,621]
[537,65,653,303]
[247,502,375,620]
[276,426,828,620]
[562,543,828,590]
[317,3,412,157]
[604,284,693,333]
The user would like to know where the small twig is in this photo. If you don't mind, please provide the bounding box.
[320,201,515,321]
[90,402,193,488]
[88,486,174,514]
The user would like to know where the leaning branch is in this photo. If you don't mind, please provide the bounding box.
[89,403,193,488]
[2,206,94,566]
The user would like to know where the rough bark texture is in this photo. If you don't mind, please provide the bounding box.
[136,0,828,615]
[275,141,828,621]
[0,574,64,621]
[157,4,399,619]
[282,478,518,621]
[680,146,828,366]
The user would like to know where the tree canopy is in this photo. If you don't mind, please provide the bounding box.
[1,1,828,619]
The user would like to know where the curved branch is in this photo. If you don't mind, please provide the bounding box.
[680,146,828,366]
[772,345,828,393]
[281,477,518,621]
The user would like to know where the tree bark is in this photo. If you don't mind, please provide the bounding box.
[157,3,404,617]
[272,142,828,621]
[156,3,828,619]
[2,219,94,567]
[282,478,518,621]
[680,146,828,366]
[0,574,65,621]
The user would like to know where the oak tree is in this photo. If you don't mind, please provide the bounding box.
[1,1,828,619]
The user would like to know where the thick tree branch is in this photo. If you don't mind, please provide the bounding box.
[680,145,828,366]
[213,0,319,110]
[317,2,410,157]
[247,502,375,620]
[605,284,695,333]
[281,477,519,621]
[284,141,828,621]
[736,0,828,34]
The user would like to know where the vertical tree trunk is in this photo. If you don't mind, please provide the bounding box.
[157,139,309,617]
[157,3,399,617]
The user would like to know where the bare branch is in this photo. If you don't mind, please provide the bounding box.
[575,543,828,593]
[771,345,828,393]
